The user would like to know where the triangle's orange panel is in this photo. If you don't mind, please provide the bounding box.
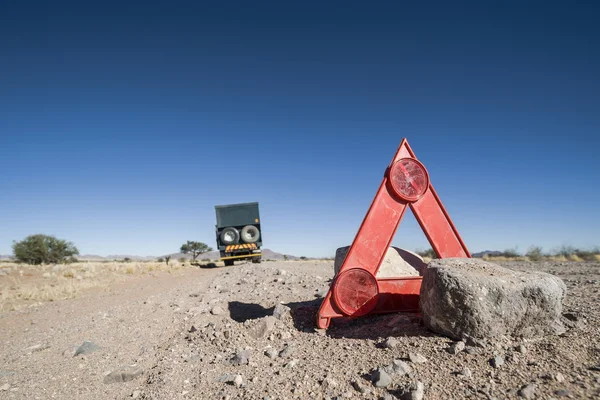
[317,138,470,329]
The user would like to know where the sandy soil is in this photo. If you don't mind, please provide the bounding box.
[1,260,599,400]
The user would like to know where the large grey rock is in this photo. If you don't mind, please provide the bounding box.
[334,246,425,277]
[420,258,567,341]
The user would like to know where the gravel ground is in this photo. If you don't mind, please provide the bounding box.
[1,260,599,399]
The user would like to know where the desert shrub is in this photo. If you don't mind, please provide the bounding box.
[157,257,164,263]
[300,256,308,260]
[500,247,520,258]
[123,257,132,263]
[12,234,79,265]
[525,246,544,261]
[416,248,437,259]
[178,257,186,263]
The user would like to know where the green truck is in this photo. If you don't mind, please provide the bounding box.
[214,202,262,266]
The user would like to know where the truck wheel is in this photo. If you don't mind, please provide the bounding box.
[241,225,260,243]
[220,227,240,244]
[224,259,234,267]
[252,256,262,264]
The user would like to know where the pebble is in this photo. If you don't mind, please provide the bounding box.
[383,337,400,349]
[1,383,10,391]
[132,390,141,399]
[250,316,276,339]
[322,375,338,389]
[272,303,291,320]
[465,346,481,355]
[233,375,243,388]
[74,341,101,357]
[103,365,143,384]
[555,372,565,382]
[279,342,294,358]
[459,367,472,379]
[391,360,412,376]
[231,350,250,366]
[408,352,428,364]
[400,381,425,400]
[351,379,369,394]
[490,355,504,368]
[277,269,287,276]
[554,389,570,397]
[446,341,465,355]
[264,348,278,359]
[518,383,536,399]
[516,344,527,354]
[211,305,224,315]
[372,368,392,388]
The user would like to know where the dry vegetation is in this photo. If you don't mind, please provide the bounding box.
[0,260,215,312]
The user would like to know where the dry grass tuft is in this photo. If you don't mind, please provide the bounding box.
[0,260,197,311]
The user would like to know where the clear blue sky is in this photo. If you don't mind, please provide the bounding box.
[1,1,599,258]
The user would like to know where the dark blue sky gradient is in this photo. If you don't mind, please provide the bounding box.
[1,1,599,257]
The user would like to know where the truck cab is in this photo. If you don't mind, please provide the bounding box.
[214,202,262,266]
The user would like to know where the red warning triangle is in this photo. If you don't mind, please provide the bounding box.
[317,138,471,329]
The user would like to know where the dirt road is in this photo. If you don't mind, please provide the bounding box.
[1,260,599,399]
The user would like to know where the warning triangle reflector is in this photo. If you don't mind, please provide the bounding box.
[317,138,471,329]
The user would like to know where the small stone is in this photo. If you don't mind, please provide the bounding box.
[400,381,425,400]
[189,325,197,333]
[211,305,224,315]
[465,346,481,355]
[279,343,294,358]
[322,375,338,389]
[459,367,472,378]
[231,350,250,366]
[233,375,243,388]
[408,352,427,363]
[215,374,237,383]
[554,389,570,397]
[516,344,527,354]
[264,348,278,359]
[372,368,392,388]
[555,372,565,382]
[446,341,465,354]
[382,337,400,349]
[74,341,101,357]
[315,289,328,298]
[132,390,141,399]
[390,359,412,376]
[284,359,299,368]
[272,303,291,320]
[490,355,504,368]
[1,384,10,391]
[25,343,51,353]
[351,379,368,394]
[518,383,536,399]
[249,316,276,339]
[277,269,287,276]
[103,365,143,384]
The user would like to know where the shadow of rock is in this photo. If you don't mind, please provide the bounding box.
[229,297,437,341]
[228,301,275,323]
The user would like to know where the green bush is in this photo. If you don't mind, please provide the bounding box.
[416,248,437,259]
[12,234,79,265]
[525,246,544,261]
